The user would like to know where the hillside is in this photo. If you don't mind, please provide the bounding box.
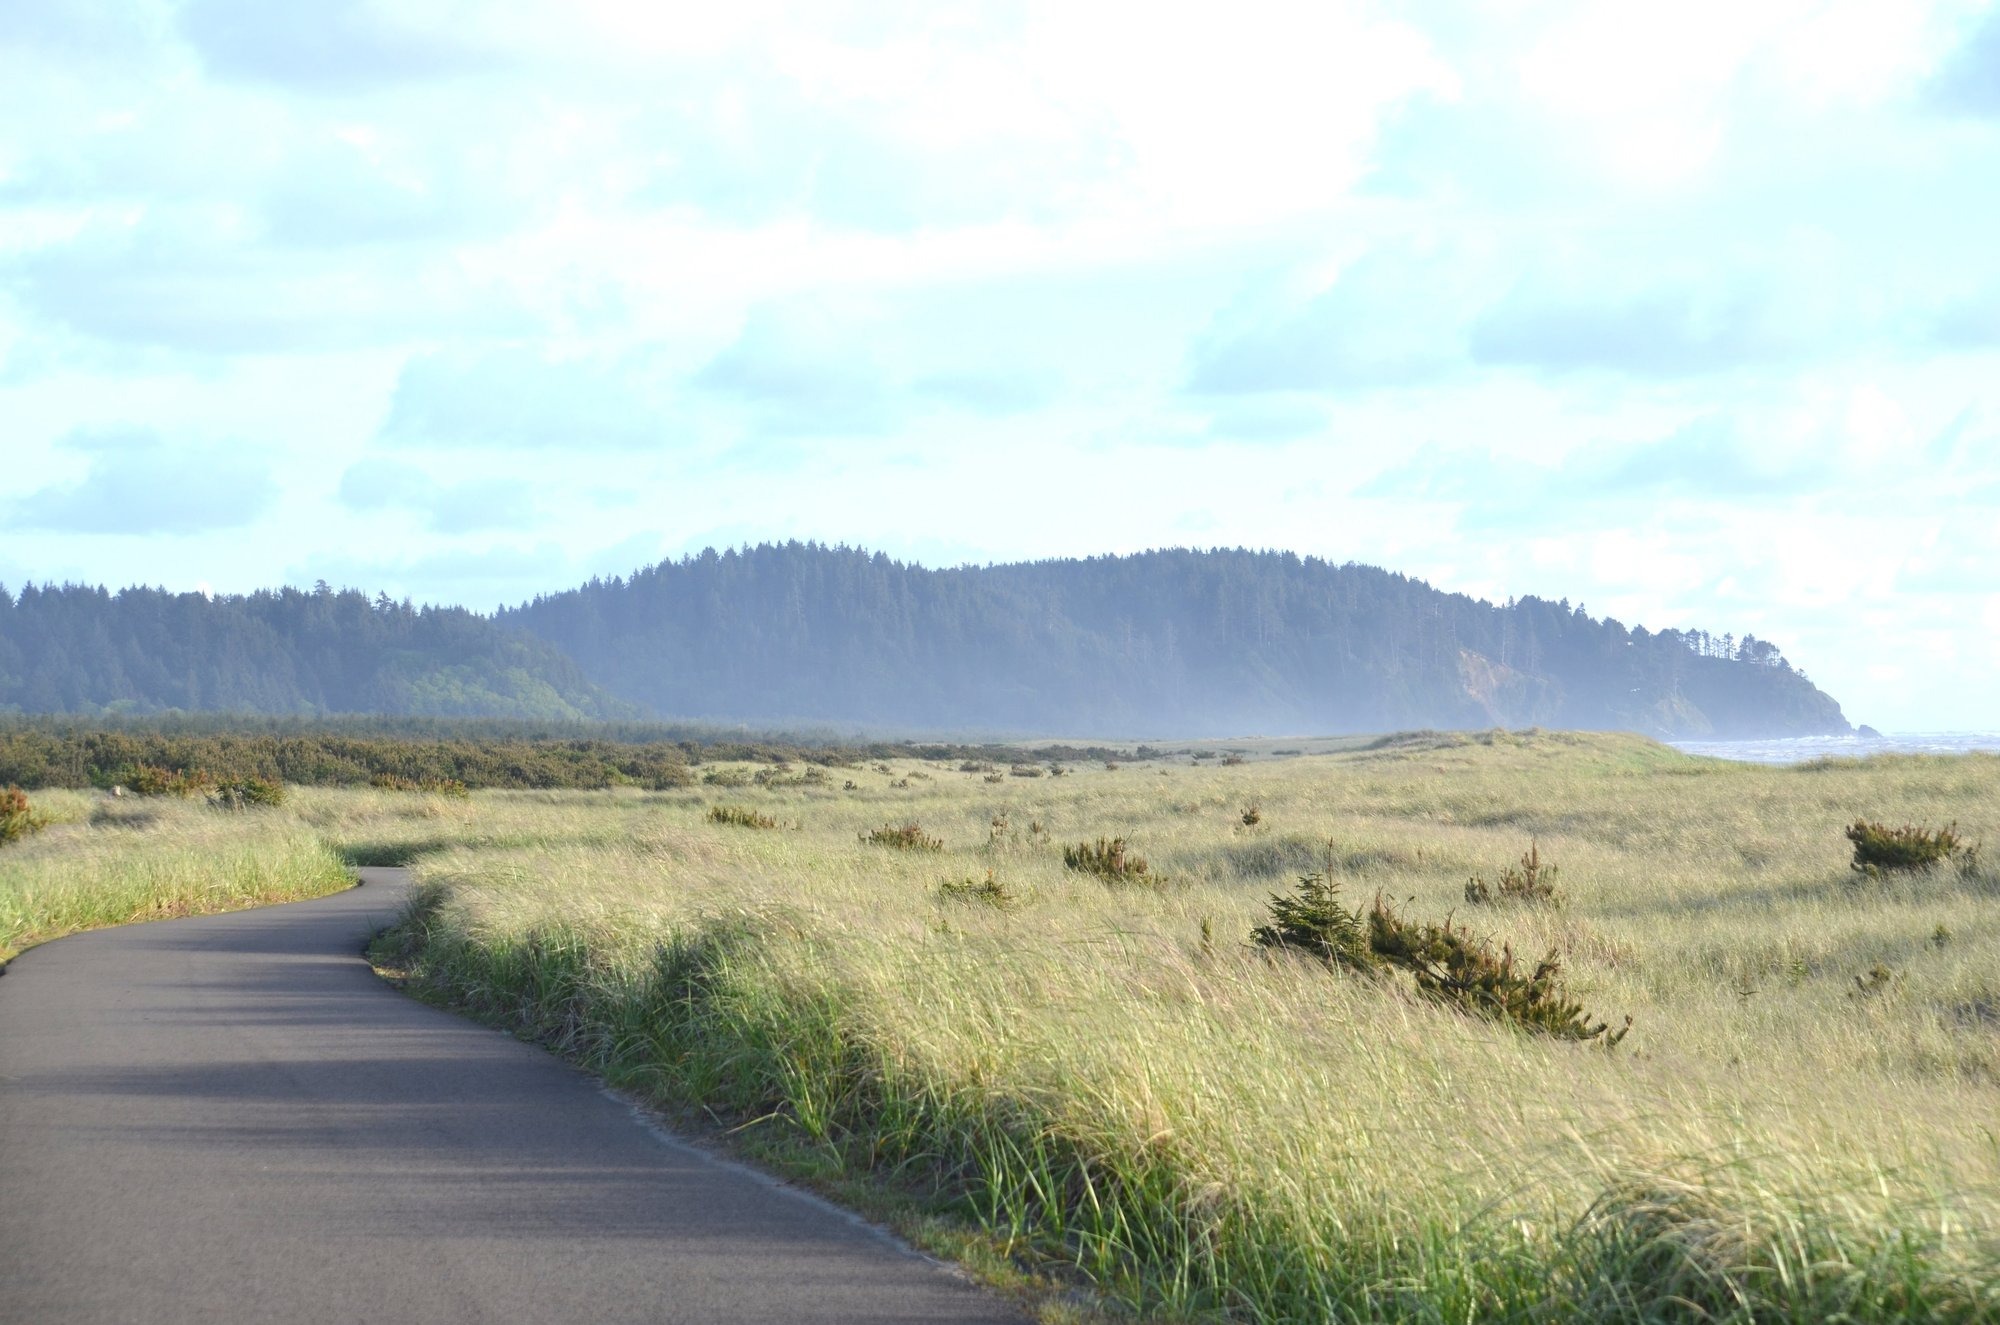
[0,583,634,722]
[501,544,1849,738]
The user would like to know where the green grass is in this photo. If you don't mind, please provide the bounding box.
[0,791,353,961]
[362,733,2000,1322]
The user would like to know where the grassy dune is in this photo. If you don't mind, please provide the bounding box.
[0,790,354,961]
[365,732,2000,1322]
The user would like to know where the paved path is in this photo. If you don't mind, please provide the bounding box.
[0,869,1019,1324]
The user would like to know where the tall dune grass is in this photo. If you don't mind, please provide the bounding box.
[0,791,358,960]
[375,733,2000,1321]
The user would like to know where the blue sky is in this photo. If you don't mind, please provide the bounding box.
[3,1,1998,730]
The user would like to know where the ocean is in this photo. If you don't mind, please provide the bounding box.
[1669,732,2000,765]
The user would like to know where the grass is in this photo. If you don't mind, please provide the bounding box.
[0,790,353,961]
[10,734,1999,1320]
[360,732,2000,1321]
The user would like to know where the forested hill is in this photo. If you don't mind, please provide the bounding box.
[0,583,635,721]
[499,545,1850,739]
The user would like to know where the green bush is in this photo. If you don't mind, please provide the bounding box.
[937,870,1017,908]
[864,822,942,851]
[1465,841,1562,905]
[1063,836,1150,883]
[1253,871,1627,1043]
[209,778,287,810]
[1249,869,1372,970]
[709,805,779,830]
[1240,805,1262,827]
[126,763,213,798]
[1,785,44,846]
[1844,820,1975,876]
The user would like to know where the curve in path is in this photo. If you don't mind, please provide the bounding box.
[0,868,1021,1324]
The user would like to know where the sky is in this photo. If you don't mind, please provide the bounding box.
[2,1,1999,731]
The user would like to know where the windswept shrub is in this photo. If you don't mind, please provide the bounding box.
[1063,836,1150,883]
[1466,841,1562,905]
[1845,820,1975,876]
[1240,805,1263,827]
[1253,872,1627,1043]
[208,778,286,810]
[937,870,1017,907]
[864,822,942,851]
[1009,764,1044,779]
[708,805,778,830]
[1,785,45,845]
[1367,896,1628,1043]
[958,760,996,773]
[1249,870,1373,971]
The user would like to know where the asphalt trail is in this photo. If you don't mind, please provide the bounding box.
[0,869,1021,1324]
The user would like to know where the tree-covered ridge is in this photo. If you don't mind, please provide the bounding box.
[0,582,634,722]
[500,544,1849,738]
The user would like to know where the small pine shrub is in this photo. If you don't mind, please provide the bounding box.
[1249,870,1374,971]
[959,760,996,773]
[1221,753,1246,766]
[1252,873,1627,1043]
[1844,820,1975,876]
[1366,896,1627,1043]
[1063,836,1150,883]
[209,778,287,810]
[865,822,943,851]
[983,772,1005,784]
[937,870,1017,907]
[889,777,911,789]
[1465,841,1562,905]
[1241,805,1262,827]
[842,779,859,791]
[708,805,779,830]
[1009,765,1044,779]
[1,785,45,846]
[1851,961,1901,998]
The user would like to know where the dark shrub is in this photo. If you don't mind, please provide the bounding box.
[1844,820,1974,875]
[1253,871,1627,1043]
[1466,841,1562,905]
[1241,805,1262,827]
[1,785,43,845]
[209,778,286,810]
[864,822,943,851]
[938,870,1017,908]
[709,805,779,830]
[1249,870,1373,971]
[1063,836,1149,883]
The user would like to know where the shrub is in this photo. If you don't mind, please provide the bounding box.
[1241,805,1262,827]
[1465,841,1562,905]
[1,785,45,846]
[959,760,996,773]
[708,805,778,830]
[1367,897,1627,1043]
[937,870,1017,908]
[127,764,213,798]
[864,822,942,851]
[983,773,1005,784]
[1252,871,1628,1043]
[1844,820,1975,876]
[1009,765,1044,779]
[1249,870,1373,971]
[209,778,287,810]
[702,767,750,788]
[1063,836,1150,883]
[1221,753,1246,767]
[842,779,859,791]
